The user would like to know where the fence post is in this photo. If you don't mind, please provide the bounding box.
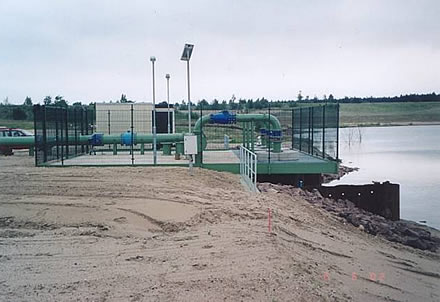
[308,107,311,154]
[42,106,47,163]
[268,104,271,174]
[131,104,134,165]
[242,122,245,147]
[33,105,38,166]
[291,109,294,150]
[299,108,302,152]
[80,108,85,153]
[322,105,326,158]
[336,103,340,160]
[200,103,203,165]
[74,108,78,155]
[107,109,111,150]
[65,108,69,159]
[60,108,64,166]
[85,108,89,154]
[311,106,314,156]
[55,108,60,160]
[250,120,254,152]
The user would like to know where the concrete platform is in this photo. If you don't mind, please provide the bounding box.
[48,149,338,175]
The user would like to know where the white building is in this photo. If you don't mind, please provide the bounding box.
[95,103,175,135]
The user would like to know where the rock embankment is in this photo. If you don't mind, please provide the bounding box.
[322,165,359,183]
[259,183,440,252]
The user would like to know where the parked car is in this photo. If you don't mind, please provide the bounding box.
[0,127,34,155]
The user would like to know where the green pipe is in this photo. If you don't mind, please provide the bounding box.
[193,113,282,152]
[0,136,35,146]
[0,133,185,147]
[101,133,184,144]
[194,113,281,133]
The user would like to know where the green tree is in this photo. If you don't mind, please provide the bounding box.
[211,99,220,110]
[24,96,33,106]
[54,95,68,107]
[238,99,247,110]
[43,96,52,105]
[119,94,133,103]
[297,90,303,102]
[198,99,209,109]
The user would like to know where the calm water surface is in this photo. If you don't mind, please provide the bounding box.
[328,125,440,229]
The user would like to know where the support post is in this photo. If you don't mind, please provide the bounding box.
[65,108,69,159]
[33,105,38,166]
[308,107,311,154]
[74,108,78,155]
[151,59,157,165]
[187,60,191,134]
[336,103,340,160]
[131,104,134,165]
[55,107,60,159]
[291,109,294,150]
[311,107,314,156]
[250,120,254,152]
[322,105,326,158]
[61,107,64,165]
[85,109,89,154]
[107,109,111,150]
[268,104,271,174]
[42,105,47,163]
[299,108,302,152]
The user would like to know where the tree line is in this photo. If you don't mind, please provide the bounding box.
[175,92,440,110]
[1,92,439,121]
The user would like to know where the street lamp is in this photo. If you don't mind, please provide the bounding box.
[150,56,157,165]
[180,43,194,134]
[166,73,171,134]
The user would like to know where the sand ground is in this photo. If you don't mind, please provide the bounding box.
[0,151,439,301]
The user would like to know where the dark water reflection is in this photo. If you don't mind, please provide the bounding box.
[328,125,440,229]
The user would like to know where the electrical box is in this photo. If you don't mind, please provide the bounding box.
[184,135,198,155]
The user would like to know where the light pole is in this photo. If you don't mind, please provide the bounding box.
[150,56,157,165]
[181,44,194,133]
[166,73,171,134]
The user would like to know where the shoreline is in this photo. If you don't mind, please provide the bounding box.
[340,121,440,128]
[320,165,440,248]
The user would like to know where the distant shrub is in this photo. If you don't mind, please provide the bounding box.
[12,108,27,120]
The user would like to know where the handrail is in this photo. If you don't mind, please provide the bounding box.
[239,145,258,193]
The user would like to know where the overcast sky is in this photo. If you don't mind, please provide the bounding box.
[1,0,439,104]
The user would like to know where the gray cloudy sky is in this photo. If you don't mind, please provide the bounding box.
[1,0,439,104]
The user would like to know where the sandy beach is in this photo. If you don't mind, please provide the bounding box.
[0,152,439,301]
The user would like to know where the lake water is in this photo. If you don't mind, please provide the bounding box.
[328,125,440,230]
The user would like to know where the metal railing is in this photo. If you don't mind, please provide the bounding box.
[239,145,258,193]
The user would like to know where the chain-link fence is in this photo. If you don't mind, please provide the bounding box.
[176,103,339,160]
[34,105,94,166]
[34,103,338,166]
[292,104,339,160]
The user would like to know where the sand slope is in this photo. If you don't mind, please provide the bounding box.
[0,152,439,301]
